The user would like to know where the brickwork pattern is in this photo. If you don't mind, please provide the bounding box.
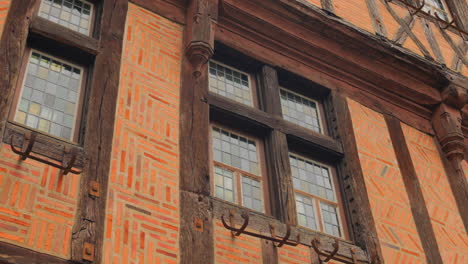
[332,0,467,75]
[0,145,80,258]
[278,244,311,264]
[102,4,182,264]
[334,0,375,33]
[347,99,426,263]
[0,0,10,38]
[214,220,263,264]
[403,124,468,264]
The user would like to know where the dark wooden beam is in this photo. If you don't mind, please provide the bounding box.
[366,0,387,36]
[130,0,185,25]
[180,0,219,264]
[208,93,344,158]
[0,0,37,136]
[385,115,444,264]
[0,242,71,264]
[211,198,369,263]
[70,0,129,263]
[331,93,384,263]
[29,17,99,57]
[445,0,468,31]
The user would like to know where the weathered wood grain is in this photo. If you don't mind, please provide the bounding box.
[385,115,444,264]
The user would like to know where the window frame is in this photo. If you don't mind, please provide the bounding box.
[289,152,349,240]
[37,0,97,36]
[8,48,88,143]
[209,123,270,214]
[208,59,259,109]
[279,87,328,135]
[422,0,452,21]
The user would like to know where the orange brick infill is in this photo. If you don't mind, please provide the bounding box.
[347,99,427,263]
[214,220,263,264]
[403,124,468,263]
[0,144,80,259]
[102,3,182,264]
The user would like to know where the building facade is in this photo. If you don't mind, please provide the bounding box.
[0,0,467,263]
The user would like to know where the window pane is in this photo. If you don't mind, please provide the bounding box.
[290,154,336,202]
[209,61,253,106]
[242,176,263,212]
[280,89,322,133]
[214,166,235,203]
[320,202,341,237]
[423,0,449,21]
[39,0,93,35]
[212,127,260,175]
[295,193,317,230]
[15,51,83,141]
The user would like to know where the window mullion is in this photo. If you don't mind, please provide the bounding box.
[258,65,297,225]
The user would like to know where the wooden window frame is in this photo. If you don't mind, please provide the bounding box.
[208,59,259,109]
[8,48,88,143]
[279,86,328,136]
[37,0,97,37]
[289,152,350,240]
[209,123,270,215]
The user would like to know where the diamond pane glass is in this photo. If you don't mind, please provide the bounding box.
[295,193,317,230]
[39,0,93,35]
[290,154,336,202]
[212,127,260,175]
[15,51,82,140]
[280,89,321,133]
[209,61,253,106]
[321,202,341,237]
[242,176,263,212]
[214,166,235,203]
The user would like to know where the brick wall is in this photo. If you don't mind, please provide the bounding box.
[403,124,468,263]
[347,99,427,263]
[214,220,263,263]
[102,3,182,264]
[278,244,311,264]
[0,145,80,259]
[0,0,10,38]
[334,0,375,33]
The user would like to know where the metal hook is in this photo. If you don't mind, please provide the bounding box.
[311,237,340,263]
[9,131,82,175]
[10,131,37,160]
[270,224,296,248]
[221,210,249,237]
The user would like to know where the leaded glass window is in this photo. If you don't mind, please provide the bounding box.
[39,0,94,35]
[211,126,264,212]
[422,0,451,21]
[14,51,84,141]
[280,89,322,133]
[290,153,343,237]
[209,61,253,107]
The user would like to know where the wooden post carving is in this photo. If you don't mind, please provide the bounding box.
[180,1,218,264]
[432,83,468,229]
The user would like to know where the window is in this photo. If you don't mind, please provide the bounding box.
[39,0,94,35]
[209,60,255,107]
[422,0,451,21]
[290,153,344,237]
[11,50,85,141]
[280,88,323,133]
[211,125,266,212]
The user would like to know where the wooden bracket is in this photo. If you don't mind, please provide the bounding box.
[89,181,101,198]
[82,242,95,262]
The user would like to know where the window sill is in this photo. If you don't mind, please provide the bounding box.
[211,197,368,263]
[2,122,86,168]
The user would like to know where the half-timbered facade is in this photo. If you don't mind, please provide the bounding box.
[0,0,466,263]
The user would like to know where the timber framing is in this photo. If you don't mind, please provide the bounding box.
[0,0,128,264]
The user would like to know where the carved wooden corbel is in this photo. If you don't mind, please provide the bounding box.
[432,103,464,162]
[185,0,218,77]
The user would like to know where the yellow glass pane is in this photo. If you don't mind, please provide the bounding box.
[29,102,41,115]
[15,112,26,124]
[38,119,51,132]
